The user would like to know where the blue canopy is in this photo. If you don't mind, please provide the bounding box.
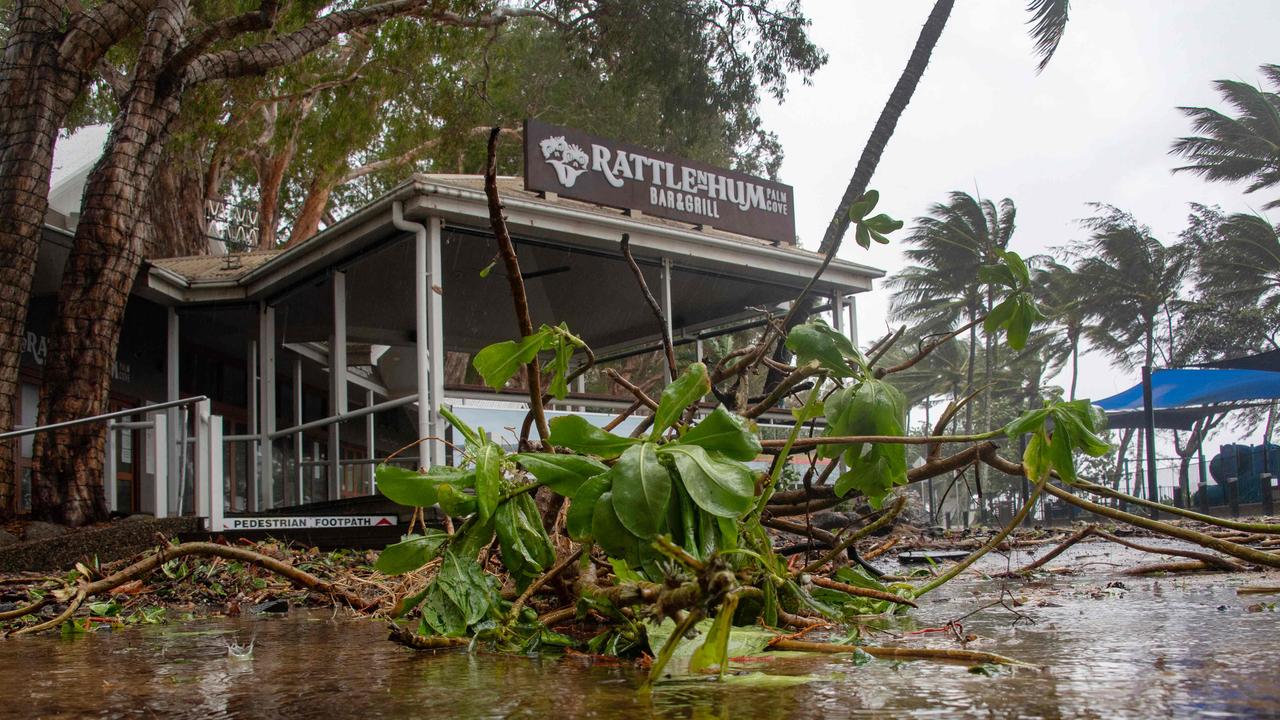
[1096,368,1280,412]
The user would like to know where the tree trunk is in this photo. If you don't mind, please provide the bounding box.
[286,175,334,246]
[0,1,91,517]
[1069,333,1079,400]
[255,148,293,250]
[31,0,187,526]
[143,151,212,257]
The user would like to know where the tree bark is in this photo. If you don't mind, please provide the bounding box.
[0,0,154,517]
[31,0,189,526]
[143,150,212,257]
[287,175,334,245]
[255,147,293,249]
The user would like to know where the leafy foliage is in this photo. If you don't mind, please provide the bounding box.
[847,190,905,249]
[1005,399,1111,483]
[981,250,1045,351]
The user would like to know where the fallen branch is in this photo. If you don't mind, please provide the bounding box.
[1068,478,1280,535]
[769,639,1024,666]
[809,575,917,608]
[1122,560,1221,575]
[619,233,678,382]
[978,447,1280,570]
[508,546,584,621]
[8,541,374,635]
[1007,524,1245,574]
[799,496,906,575]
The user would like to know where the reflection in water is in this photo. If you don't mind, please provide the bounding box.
[4,555,1279,718]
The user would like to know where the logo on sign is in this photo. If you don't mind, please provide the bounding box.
[539,135,589,188]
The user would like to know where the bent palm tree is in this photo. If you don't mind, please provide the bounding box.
[1034,259,1089,399]
[888,192,1017,435]
[1198,212,1280,315]
[1171,64,1280,210]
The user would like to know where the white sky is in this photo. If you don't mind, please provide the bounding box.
[760,0,1278,448]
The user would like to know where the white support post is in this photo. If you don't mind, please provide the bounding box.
[104,426,117,513]
[426,216,445,465]
[365,388,376,493]
[258,303,276,511]
[165,307,181,515]
[329,270,347,499]
[207,415,224,532]
[247,339,258,512]
[194,399,211,520]
[293,355,304,505]
[847,295,859,348]
[660,257,674,344]
[831,292,844,334]
[151,413,168,519]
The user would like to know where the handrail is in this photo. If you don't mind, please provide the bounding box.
[269,393,418,441]
[0,396,209,441]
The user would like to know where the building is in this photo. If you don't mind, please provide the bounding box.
[7,129,882,525]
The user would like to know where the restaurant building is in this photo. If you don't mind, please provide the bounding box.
[7,123,883,527]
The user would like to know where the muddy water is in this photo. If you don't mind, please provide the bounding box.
[4,541,1280,719]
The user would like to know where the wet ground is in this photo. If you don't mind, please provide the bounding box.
[3,539,1279,719]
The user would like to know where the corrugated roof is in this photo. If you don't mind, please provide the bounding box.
[151,249,285,283]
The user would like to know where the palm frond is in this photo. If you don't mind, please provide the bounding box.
[1025,0,1070,73]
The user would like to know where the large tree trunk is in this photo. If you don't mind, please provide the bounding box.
[255,147,293,250]
[0,1,89,517]
[286,176,334,246]
[143,151,212,257]
[31,0,187,526]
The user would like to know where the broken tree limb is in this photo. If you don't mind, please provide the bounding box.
[769,639,1024,666]
[978,447,1280,570]
[1068,478,1280,535]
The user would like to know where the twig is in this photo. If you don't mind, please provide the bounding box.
[799,496,907,575]
[619,233,678,381]
[605,369,659,411]
[508,546,584,621]
[484,127,550,445]
[764,430,1002,452]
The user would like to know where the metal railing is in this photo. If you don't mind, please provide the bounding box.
[3,396,220,526]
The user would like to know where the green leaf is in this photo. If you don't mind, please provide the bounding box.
[375,531,448,575]
[785,320,861,377]
[591,492,640,563]
[609,443,671,538]
[434,483,477,516]
[513,453,608,497]
[861,213,903,234]
[824,379,908,506]
[677,408,762,461]
[474,442,502,522]
[658,444,755,518]
[437,549,496,626]
[472,329,552,392]
[547,415,639,458]
[567,474,610,542]
[1003,407,1050,438]
[848,189,879,221]
[855,224,871,250]
[544,323,581,401]
[652,363,711,438]
[869,229,891,245]
[421,582,466,636]
[983,295,1018,335]
[689,594,740,676]
[1023,431,1051,482]
[439,406,480,447]
[1047,426,1076,484]
[375,464,474,508]
[1000,250,1031,287]
[978,263,1018,289]
[495,494,555,590]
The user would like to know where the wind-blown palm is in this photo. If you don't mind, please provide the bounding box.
[1072,205,1188,370]
[1034,259,1089,398]
[1171,64,1280,210]
[1200,212,1280,314]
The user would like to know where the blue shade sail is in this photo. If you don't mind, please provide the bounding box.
[1096,369,1280,412]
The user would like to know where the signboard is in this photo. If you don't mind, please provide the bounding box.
[214,515,397,531]
[523,119,796,246]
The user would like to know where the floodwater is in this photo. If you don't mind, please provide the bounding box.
[4,541,1280,719]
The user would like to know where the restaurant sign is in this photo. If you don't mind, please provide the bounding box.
[523,119,796,245]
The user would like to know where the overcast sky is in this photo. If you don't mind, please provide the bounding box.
[760,0,1278,429]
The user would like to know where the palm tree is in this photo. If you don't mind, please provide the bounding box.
[888,192,1017,429]
[1034,259,1089,399]
[1171,64,1280,210]
[1199,212,1280,315]
[1072,205,1187,371]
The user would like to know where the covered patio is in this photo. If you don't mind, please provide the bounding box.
[137,174,881,523]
